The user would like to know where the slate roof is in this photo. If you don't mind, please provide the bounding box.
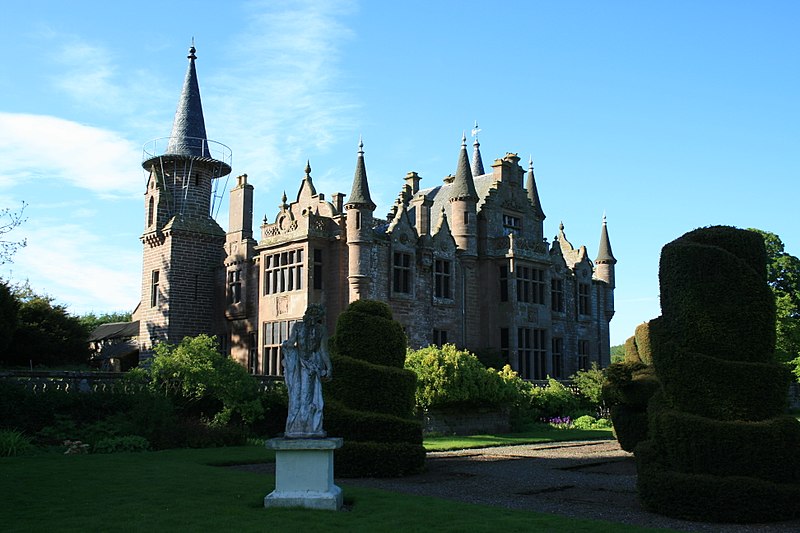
[166,45,211,158]
[89,321,140,342]
[347,139,376,209]
[450,135,479,201]
[596,215,616,263]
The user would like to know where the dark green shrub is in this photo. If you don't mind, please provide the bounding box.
[327,354,416,417]
[94,435,150,454]
[332,441,426,478]
[255,383,288,438]
[325,300,424,477]
[330,300,406,367]
[637,440,800,523]
[658,228,775,362]
[654,346,791,421]
[636,226,800,522]
[623,335,639,363]
[324,400,422,444]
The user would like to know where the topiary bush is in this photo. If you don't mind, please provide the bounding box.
[603,319,661,452]
[324,300,424,477]
[636,226,800,523]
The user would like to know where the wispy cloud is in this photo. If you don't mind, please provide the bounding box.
[0,112,142,198]
[207,0,359,187]
[52,40,121,112]
[6,222,140,313]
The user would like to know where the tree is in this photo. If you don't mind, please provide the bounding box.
[0,281,20,359]
[0,202,27,264]
[2,283,91,368]
[749,229,800,375]
[79,311,133,333]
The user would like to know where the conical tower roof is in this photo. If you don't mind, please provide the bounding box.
[166,44,210,157]
[451,133,478,201]
[596,214,617,264]
[526,156,545,220]
[347,138,376,210]
[471,122,485,176]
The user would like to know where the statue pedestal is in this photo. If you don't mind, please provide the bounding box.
[264,437,343,511]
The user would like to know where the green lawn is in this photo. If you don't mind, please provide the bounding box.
[423,425,614,451]
[1,444,666,533]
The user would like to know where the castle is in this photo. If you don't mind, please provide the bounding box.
[133,46,616,380]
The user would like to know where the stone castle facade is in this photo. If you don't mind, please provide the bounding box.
[134,47,616,380]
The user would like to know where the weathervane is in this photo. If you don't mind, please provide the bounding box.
[471,120,481,139]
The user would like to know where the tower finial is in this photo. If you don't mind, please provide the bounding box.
[461,131,467,147]
[188,39,196,60]
[529,155,534,171]
[305,160,311,177]
[358,135,364,155]
[471,121,481,140]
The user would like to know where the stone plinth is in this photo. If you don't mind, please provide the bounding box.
[264,437,343,511]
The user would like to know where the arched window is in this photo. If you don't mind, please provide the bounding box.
[147,196,155,227]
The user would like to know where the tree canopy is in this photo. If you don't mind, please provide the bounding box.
[0,282,91,368]
[749,229,800,377]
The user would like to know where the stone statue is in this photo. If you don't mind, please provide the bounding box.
[281,304,331,438]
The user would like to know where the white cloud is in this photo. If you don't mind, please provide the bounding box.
[6,222,141,314]
[207,0,359,187]
[52,41,121,112]
[0,112,142,197]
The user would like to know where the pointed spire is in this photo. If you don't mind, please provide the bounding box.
[450,133,478,201]
[471,121,485,176]
[596,213,617,264]
[526,155,545,220]
[297,160,317,199]
[347,137,376,210]
[166,43,210,157]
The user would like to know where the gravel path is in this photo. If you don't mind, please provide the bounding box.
[238,439,800,532]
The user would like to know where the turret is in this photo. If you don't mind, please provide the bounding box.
[471,121,485,177]
[594,213,617,288]
[345,138,376,299]
[526,155,545,242]
[137,44,231,359]
[449,133,479,255]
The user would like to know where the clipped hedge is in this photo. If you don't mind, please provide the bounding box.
[603,318,661,453]
[636,440,800,523]
[326,300,424,477]
[658,234,775,362]
[331,440,427,478]
[649,407,800,483]
[324,354,416,418]
[654,346,791,421]
[623,335,640,363]
[324,400,422,444]
[330,300,407,368]
[636,226,800,523]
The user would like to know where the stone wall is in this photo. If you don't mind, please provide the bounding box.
[420,407,511,436]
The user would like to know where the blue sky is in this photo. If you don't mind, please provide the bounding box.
[0,0,797,346]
